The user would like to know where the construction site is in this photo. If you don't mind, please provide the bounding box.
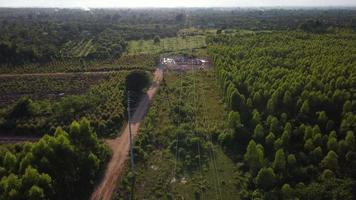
[160,55,211,71]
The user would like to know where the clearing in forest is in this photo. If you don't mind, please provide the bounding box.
[114,69,242,199]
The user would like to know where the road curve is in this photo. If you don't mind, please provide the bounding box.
[91,68,163,200]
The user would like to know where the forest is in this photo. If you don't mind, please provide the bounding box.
[0,118,111,199]
[1,8,355,66]
[0,7,355,200]
[207,31,356,198]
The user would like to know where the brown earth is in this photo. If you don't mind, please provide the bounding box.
[91,68,163,200]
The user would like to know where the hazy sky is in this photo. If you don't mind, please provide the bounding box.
[1,0,356,8]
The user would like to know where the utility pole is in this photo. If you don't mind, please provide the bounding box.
[127,91,135,200]
[127,91,135,172]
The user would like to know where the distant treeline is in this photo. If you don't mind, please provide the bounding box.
[0,8,355,65]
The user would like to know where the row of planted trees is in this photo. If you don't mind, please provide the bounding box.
[208,31,356,199]
[0,118,111,200]
[0,69,152,138]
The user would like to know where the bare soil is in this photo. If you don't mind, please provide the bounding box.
[91,68,163,200]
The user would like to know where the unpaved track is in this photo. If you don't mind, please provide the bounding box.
[0,71,114,77]
[91,68,163,200]
[0,136,40,144]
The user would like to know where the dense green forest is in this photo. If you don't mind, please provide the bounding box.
[207,31,356,199]
[0,7,355,200]
[1,8,355,67]
[0,118,111,200]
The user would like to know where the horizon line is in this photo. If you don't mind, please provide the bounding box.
[1,5,356,9]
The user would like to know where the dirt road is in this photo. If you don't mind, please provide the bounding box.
[91,68,163,200]
[0,136,40,144]
[0,70,115,78]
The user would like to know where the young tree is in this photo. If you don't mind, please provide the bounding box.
[300,100,310,114]
[311,146,323,163]
[265,132,276,151]
[273,149,286,172]
[3,152,17,172]
[255,167,276,191]
[287,154,297,167]
[253,124,265,143]
[281,130,291,148]
[345,131,355,151]
[327,137,338,152]
[244,140,264,175]
[317,111,328,127]
[303,126,313,141]
[251,109,261,127]
[269,116,280,134]
[281,183,295,199]
[342,100,352,114]
[274,138,283,151]
[320,150,339,172]
[228,111,242,129]
[321,169,335,180]
[304,139,315,152]
[283,91,293,109]
[28,185,45,200]
[0,174,21,200]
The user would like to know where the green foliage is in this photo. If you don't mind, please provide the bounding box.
[273,149,286,172]
[244,140,264,175]
[209,31,356,196]
[255,167,276,191]
[0,118,110,200]
[320,151,339,172]
[228,111,242,129]
[296,178,354,200]
[281,184,295,199]
[125,70,151,93]
[253,124,265,143]
[153,35,161,44]
[287,154,297,167]
[3,152,17,173]
[0,71,136,137]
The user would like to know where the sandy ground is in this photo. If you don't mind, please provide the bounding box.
[91,68,163,200]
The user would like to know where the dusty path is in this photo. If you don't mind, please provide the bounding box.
[91,68,163,200]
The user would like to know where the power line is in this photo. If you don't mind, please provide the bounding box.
[198,70,223,200]
[173,70,182,179]
[192,60,205,200]
[127,90,135,200]
[200,92,220,200]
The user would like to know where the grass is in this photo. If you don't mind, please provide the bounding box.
[114,70,241,199]
[127,35,207,55]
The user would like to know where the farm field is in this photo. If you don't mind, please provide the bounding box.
[127,35,207,55]
[60,39,95,58]
[0,69,154,139]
